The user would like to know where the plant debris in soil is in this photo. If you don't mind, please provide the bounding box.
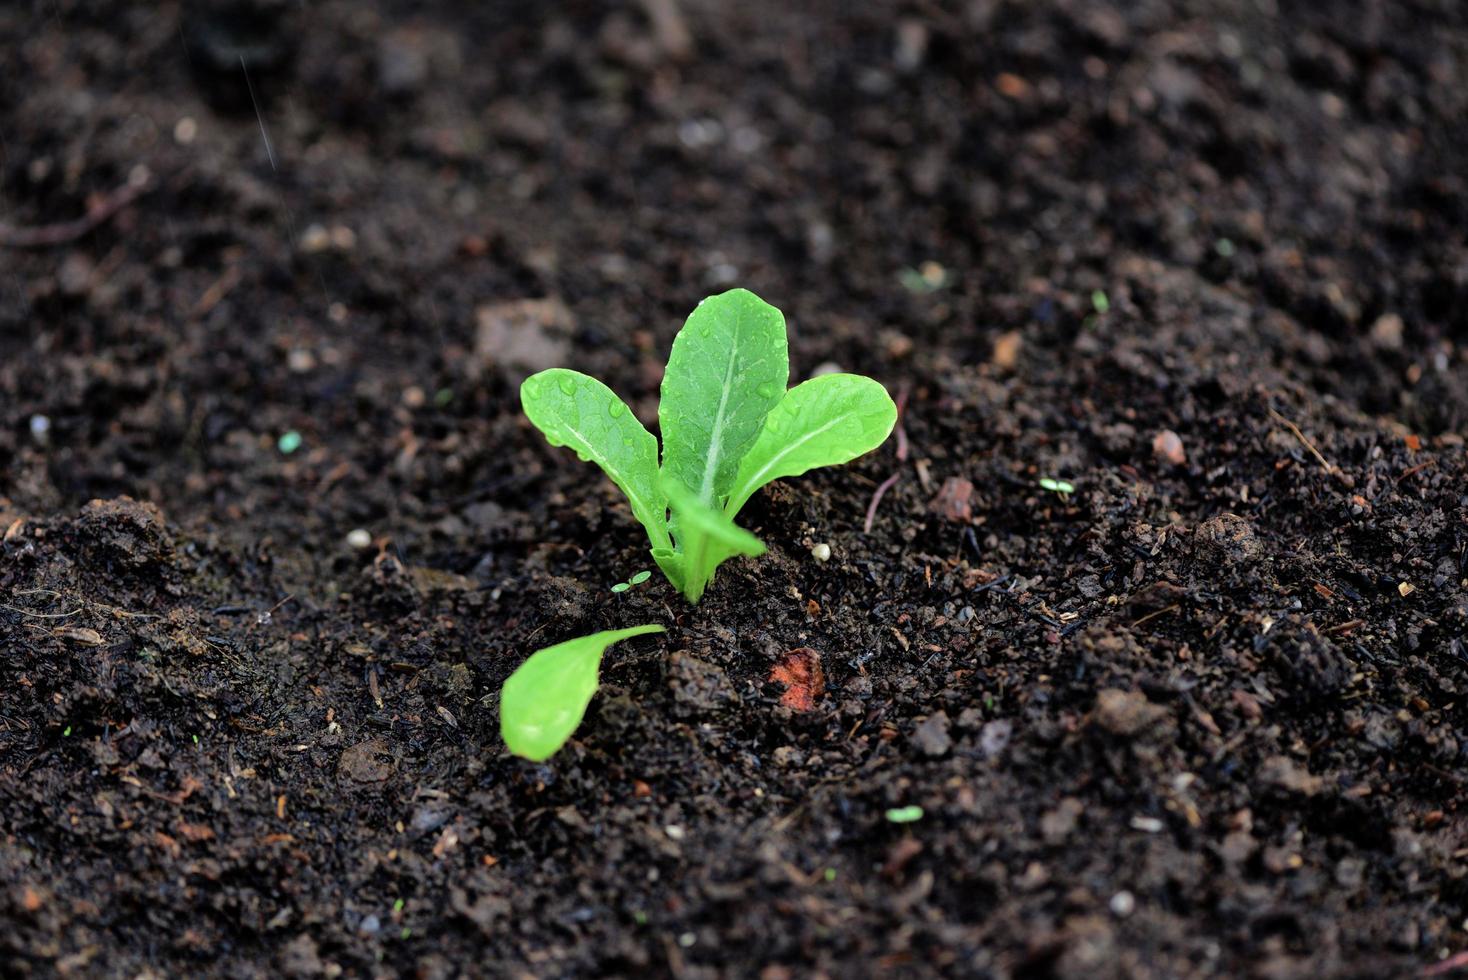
[2,2,1467,978]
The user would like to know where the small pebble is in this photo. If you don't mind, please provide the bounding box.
[1109,891,1136,917]
[287,348,316,373]
[705,262,739,286]
[1370,312,1404,350]
[299,224,332,253]
[1152,429,1186,466]
[173,117,197,144]
[811,542,832,563]
[346,528,373,550]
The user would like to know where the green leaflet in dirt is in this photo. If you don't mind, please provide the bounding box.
[520,289,895,604]
[659,289,788,506]
[500,624,666,762]
[520,369,670,551]
[724,374,899,518]
[660,477,765,604]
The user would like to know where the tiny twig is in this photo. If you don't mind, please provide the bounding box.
[862,384,911,533]
[893,385,911,463]
[1397,459,1436,483]
[1130,603,1180,628]
[0,169,152,248]
[1268,408,1334,475]
[1422,949,1468,977]
[2,604,81,619]
[863,472,901,534]
[1325,619,1366,635]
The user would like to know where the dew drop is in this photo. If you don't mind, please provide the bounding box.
[576,451,592,462]
[523,377,542,398]
[608,398,626,418]
[558,376,577,396]
[755,382,777,399]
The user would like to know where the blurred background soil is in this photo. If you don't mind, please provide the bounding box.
[1,2,1466,977]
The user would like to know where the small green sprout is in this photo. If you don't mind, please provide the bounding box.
[500,624,665,761]
[277,430,303,454]
[885,805,924,824]
[393,898,405,913]
[1038,477,1075,496]
[898,261,949,294]
[823,867,837,882]
[522,289,897,603]
[609,570,653,594]
[1090,290,1110,315]
[62,725,72,737]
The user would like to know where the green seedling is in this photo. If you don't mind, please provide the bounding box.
[610,570,652,594]
[1038,477,1075,497]
[885,805,924,824]
[522,288,897,603]
[500,624,665,761]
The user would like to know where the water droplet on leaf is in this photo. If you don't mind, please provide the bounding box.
[608,398,626,418]
[558,376,577,396]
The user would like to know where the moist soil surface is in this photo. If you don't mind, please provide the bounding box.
[3,2,1468,977]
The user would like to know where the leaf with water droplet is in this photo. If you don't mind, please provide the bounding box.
[521,369,669,551]
[659,289,788,508]
[500,625,665,761]
[725,374,897,518]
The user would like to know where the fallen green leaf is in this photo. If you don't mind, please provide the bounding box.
[500,625,666,761]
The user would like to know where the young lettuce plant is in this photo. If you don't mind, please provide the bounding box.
[501,624,665,761]
[522,288,897,603]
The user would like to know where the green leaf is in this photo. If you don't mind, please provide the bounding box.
[659,289,789,506]
[662,477,765,603]
[651,547,686,593]
[500,624,666,762]
[521,369,670,551]
[724,374,898,518]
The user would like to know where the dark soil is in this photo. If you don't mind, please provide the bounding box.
[3,1,1467,977]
